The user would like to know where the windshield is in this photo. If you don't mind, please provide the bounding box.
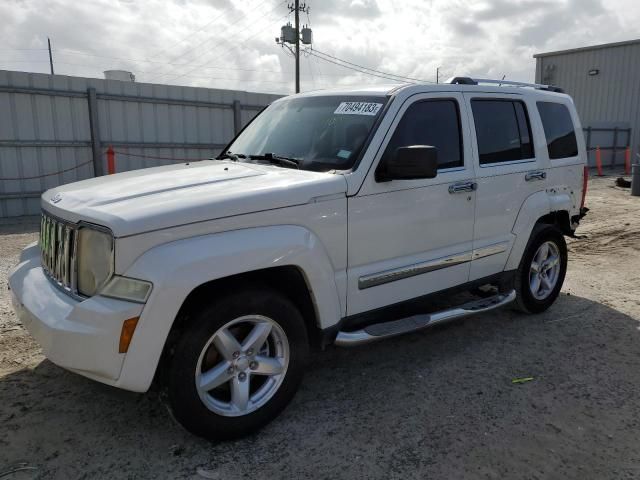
[224,95,388,172]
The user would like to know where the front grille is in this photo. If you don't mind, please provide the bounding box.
[40,212,77,293]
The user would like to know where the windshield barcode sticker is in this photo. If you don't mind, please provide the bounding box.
[334,102,382,116]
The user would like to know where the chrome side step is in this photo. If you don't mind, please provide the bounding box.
[335,290,516,347]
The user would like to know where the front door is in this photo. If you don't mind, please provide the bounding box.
[346,92,476,316]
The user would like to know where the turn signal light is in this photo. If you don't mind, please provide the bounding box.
[119,317,139,353]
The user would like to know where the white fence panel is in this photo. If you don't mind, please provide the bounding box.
[0,70,281,218]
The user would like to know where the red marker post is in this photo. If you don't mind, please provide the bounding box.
[107,145,116,175]
[595,146,603,176]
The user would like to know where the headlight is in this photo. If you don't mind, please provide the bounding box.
[77,226,114,297]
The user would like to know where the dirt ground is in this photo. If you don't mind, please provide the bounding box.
[1,175,640,479]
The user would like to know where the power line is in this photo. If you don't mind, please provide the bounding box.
[151,0,276,70]
[307,51,411,83]
[51,49,289,75]
[0,48,48,51]
[0,56,354,80]
[49,47,343,77]
[0,59,294,86]
[147,7,285,82]
[0,2,279,81]
[160,12,289,83]
[0,55,429,92]
[310,48,434,84]
[146,2,238,60]
[146,0,284,81]
[307,41,327,88]
[305,51,315,88]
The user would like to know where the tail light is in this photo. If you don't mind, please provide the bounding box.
[580,166,589,209]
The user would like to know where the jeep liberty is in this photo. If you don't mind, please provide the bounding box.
[9,77,588,439]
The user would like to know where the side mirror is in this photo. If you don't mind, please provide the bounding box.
[376,145,438,182]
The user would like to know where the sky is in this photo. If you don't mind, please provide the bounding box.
[1,0,639,95]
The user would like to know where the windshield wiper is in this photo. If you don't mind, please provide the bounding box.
[248,153,300,169]
[218,151,247,161]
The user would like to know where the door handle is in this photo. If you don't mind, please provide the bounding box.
[525,171,547,181]
[448,181,477,194]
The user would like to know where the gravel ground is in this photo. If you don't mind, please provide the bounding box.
[1,175,640,480]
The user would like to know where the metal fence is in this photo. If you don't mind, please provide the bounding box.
[583,126,632,167]
[0,70,282,218]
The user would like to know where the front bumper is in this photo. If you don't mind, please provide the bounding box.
[8,243,144,386]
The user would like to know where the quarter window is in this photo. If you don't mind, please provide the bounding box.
[471,99,534,164]
[382,99,463,170]
[537,102,579,159]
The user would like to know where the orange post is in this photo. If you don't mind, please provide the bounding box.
[595,146,603,176]
[107,145,116,175]
[624,147,631,175]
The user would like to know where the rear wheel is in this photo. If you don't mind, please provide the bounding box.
[167,288,308,440]
[514,225,567,313]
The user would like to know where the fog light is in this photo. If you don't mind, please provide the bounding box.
[101,276,152,303]
[119,317,139,354]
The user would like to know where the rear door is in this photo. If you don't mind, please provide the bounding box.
[464,93,550,280]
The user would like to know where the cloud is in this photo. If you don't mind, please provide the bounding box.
[448,19,485,37]
[471,0,555,21]
[347,0,382,16]
[0,0,638,94]
[516,0,617,48]
[313,0,382,23]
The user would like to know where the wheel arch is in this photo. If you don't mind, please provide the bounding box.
[154,264,321,388]
[505,190,573,271]
[534,210,572,236]
[174,265,320,346]
[115,225,343,392]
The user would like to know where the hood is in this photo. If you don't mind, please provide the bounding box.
[42,160,347,237]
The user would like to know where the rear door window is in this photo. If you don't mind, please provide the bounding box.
[471,99,535,165]
[537,102,579,159]
[382,99,463,170]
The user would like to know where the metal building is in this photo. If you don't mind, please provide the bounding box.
[534,39,640,168]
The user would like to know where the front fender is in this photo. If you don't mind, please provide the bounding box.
[116,225,343,392]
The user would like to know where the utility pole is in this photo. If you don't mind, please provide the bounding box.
[276,3,311,94]
[436,66,439,84]
[47,37,54,75]
[294,0,300,93]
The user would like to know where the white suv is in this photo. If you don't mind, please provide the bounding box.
[9,78,588,440]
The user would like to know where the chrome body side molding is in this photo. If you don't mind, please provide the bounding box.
[358,241,510,290]
[358,252,471,290]
[471,241,509,260]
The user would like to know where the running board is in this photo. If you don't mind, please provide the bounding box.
[335,290,516,347]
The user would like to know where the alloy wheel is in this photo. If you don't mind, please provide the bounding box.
[194,315,289,417]
[529,241,561,300]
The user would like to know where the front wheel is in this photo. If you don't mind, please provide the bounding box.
[514,225,568,313]
[167,288,309,440]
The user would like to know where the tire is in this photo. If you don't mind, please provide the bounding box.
[167,287,309,440]
[514,224,568,314]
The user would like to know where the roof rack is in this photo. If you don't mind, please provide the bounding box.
[447,76,564,93]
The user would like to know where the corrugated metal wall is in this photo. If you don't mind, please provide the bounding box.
[535,40,640,167]
[0,70,281,218]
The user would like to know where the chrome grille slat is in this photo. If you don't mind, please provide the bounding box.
[39,212,77,294]
[61,227,71,286]
[55,222,64,279]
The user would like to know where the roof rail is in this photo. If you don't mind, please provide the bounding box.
[447,76,564,93]
[448,76,477,85]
